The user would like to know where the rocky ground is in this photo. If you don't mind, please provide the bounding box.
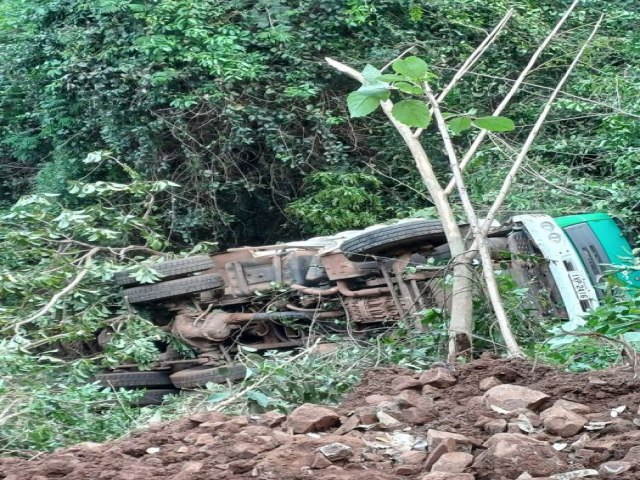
[2,355,640,480]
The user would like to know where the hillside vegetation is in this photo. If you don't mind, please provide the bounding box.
[0,0,638,455]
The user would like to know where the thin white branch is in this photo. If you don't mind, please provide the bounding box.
[414,9,514,138]
[444,0,581,196]
[481,15,604,234]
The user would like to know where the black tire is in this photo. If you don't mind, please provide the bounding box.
[94,370,174,388]
[170,364,247,389]
[114,255,215,287]
[122,273,225,304]
[133,388,180,406]
[341,220,446,261]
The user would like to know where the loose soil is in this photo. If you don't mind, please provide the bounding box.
[2,355,640,480]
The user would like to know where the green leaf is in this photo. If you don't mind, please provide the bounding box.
[247,390,271,408]
[362,64,382,83]
[473,116,515,132]
[357,83,390,98]
[622,331,640,343]
[395,82,423,95]
[448,116,472,134]
[392,56,429,80]
[377,73,409,83]
[391,100,431,128]
[347,91,381,117]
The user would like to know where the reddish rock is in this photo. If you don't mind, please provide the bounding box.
[479,376,501,391]
[432,452,474,473]
[483,419,507,434]
[473,433,566,478]
[392,375,423,392]
[256,411,286,428]
[540,405,588,437]
[287,404,340,434]
[483,385,550,412]
[189,412,229,424]
[354,406,378,425]
[399,407,437,425]
[599,461,632,477]
[194,433,214,445]
[334,415,360,435]
[427,430,480,451]
[400,450,427,465]
[182,461,203,473]
[623,445,640,464]
[395,464,423,475]
[420,368,457,389]
[553,399,591,415]
[424,438,456,470]
[397,389,435,410]
[311,453,332,469]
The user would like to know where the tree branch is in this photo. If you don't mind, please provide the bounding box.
[444,0,581,196]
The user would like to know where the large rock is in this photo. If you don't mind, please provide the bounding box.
[420,367,457,389]
[540,405,588,437]
[483,385,550,412]
[473,433,567,479]
[432,452,474,473]
[287,404,339,434]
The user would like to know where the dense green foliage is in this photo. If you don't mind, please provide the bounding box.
[1,0,638,243]
[0,0,639,455]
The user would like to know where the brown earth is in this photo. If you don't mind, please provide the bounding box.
[2,355,640,480]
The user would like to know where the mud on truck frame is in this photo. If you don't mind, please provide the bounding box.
[95,213,638,399]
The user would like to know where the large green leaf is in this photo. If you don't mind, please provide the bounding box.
[362,64,382,83]
[447,116,472,134]
[347,91,381,117]
[377,73,409,83]
[358,83,390,98]
[395,82,423,95]
[473,116,515,132]
[392,100,431,128]
[392,56,429,80]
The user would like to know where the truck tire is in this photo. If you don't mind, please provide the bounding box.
[341,220,446,261]
[122,273,225,304]
[114,255,215,287]
[169,364,247,389]
[94,370,174,388]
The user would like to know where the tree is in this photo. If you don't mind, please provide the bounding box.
[327,2,603,359]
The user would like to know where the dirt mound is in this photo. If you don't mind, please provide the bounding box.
[2,355,640,480]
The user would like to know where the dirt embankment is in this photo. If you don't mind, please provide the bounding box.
[2,355,640,480]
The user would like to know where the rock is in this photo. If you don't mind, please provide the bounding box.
[176,446,190,453]
[397,389,435,410]
[623,445,640,464]
[399,407,437,425]
[182,461,203,473]
[432,452,474,473]
[427,430,480,449]
[424,438,456,470]
[484,385,550,412]
[334,415,360,435]
[256,411,286,428]
[598,461,632,477]
[395,464,423,475]
[553,400,591,415]
[549,470,599,479]
[540,406,588,437]
[420,367,457,389]
[354,406,378,425]
[392,375,423,392]
[319,442,354,461]
[479,376,502,391]
[288,404,340,434]
[421,473,475,479]
[377,410,402,427]
[483,419,507,434]
[189,412,229,424]
[473,433,567,478]
[423,385,444,397]
[365,394,393,405]
[194,433,215,445]
[400,450,427,465]
[145,446,161,454]
[312,453,333,469]
[40,459,77,475]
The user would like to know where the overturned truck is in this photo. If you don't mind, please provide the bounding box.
[96,213,638,395]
